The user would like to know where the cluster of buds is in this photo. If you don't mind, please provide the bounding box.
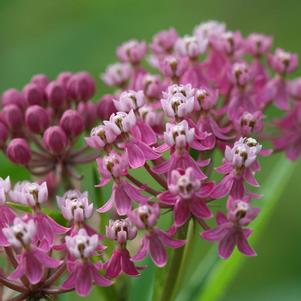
[0,20,300,300]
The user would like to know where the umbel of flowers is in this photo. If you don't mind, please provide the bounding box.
[0,20,299,300]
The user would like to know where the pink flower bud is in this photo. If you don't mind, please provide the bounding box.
[67,72,96,102]
[46,80,66,109]
[96,94,117,120]
[43,126,68,155]
[60,109,84,137]
[2,104,24,130]
[77,101,97,129]
[151,28,178,54]
[56,71,73,89]
[7,138,31,165]
[31,74,49,90]
[23,83,45,106]
[2,88,26,109]
[0,122,8,147]
[117,40,147,64]
[25,105,50,134]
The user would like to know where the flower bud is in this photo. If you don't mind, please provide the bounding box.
[67,72,96,102]
[23,83,45,106]
[96,94,116,120]
[43,126,68,155]
[31,74,49,90]
[56,72,73,89]
[2,89,26,109]
[7,138,31,165]
[25,105,50,134]
[60,109,84,136]
[0,122,8,147]
[46,80,66,109]
[2,104,24,130]
[77,101,97,129]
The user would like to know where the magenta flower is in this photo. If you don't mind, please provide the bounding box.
[159,56,189,80]
[159,168,214,227]
[1,218,62,284]
[211,137,271,199]
[101,62,132,87]
[62,229,111,296]
[201,199,259,259]
[129,204,186,267]
[105,219,140,278]
[117,40,147,65]
[97,152,149,215]
[175,35,206,59]
[151,28,178,55]
[245,33,272,57]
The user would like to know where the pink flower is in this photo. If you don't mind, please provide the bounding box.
[211,137,270,199]
[161,84,195,118]
[235,111,264,136]
[129,204,186,267]
[151,28,178,55]
[85,124,117,150]
[245,33,272,57]
[113,90,145,112]
[175,35,206,59]
[105,219,140,278]
[117,40,147,64]
[57,190,93,222]
[201,200,259,259]
[159,56,189,79]
[2,218,62,284]
[62,229,111,296]
[268,48,298,74]
[101,63,132,87]
[97,152,149,215]
[158,168,214,227]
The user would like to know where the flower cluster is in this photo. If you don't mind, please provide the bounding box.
[0,20,300,300]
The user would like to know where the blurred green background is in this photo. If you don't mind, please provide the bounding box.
[1,0,301,300]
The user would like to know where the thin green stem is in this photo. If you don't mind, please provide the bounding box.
[158,224,188,301]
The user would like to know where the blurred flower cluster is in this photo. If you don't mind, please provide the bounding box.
[0,20,299,300]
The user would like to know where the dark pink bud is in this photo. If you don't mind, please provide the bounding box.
[0,122,8,147]
[96,95,116,120]
[60,109,84,136]
[2,89,26,109]
[43,126,68,155]
[46,81,66,109]
[77,101,97,129]
[31,74,49,90]
[56,72,73,89]
[25,105,50,134]
[67,72,96,102]
[23,83,45,106]
[7,138,31,165]
[2,104,24,130]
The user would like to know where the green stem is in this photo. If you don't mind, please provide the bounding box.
[158,223,188,301]
[173,219,196,298]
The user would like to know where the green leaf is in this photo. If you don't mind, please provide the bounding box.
[176,158,295,301]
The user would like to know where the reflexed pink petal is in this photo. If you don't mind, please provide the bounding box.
[136,120,157,145]
[190,199,212,219]
[8,259,25,281]
[236,232,256,256]
[126,142,145,169]
[151,159,171,174]
[105,249,122,278]
[135,140,160,160]
[211,174,234,199]
[121,249,139,276]
[91,264,112,286]
[114,184,132,215]
[156,229,186,248]
[244,169,259,187]
[25,252,43,284]
[123,181,149,204]
[61,269,77,289]
[230,178,245,199]
[218,233,236,259]
[34,247,62,268]
[149,234,167,267]
[132,236,149,261]
[216,212,228,225]
[97,196,113,213]
[157,191,177,205]
[76,264,93,296]
[201,225,229,241]
[174,199,190,227]
[196,181,215,198]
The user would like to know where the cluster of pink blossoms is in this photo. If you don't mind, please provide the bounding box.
[0,20,300,300]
